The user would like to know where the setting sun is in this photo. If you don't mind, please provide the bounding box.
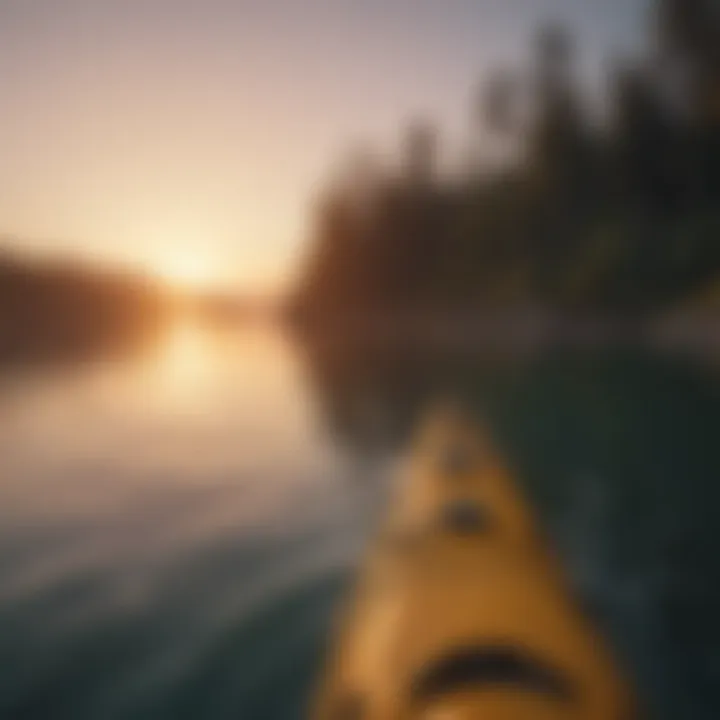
[154,251,221,291]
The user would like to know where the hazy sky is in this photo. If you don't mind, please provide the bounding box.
[0,0,648,292]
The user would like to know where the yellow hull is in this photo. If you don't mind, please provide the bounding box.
[313,409,636,720]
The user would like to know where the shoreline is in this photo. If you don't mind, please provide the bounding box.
[287,309,720,356]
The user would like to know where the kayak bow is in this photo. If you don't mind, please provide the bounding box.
[314,408,636,720]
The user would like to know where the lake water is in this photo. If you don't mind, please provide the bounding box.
[0,318,718,719]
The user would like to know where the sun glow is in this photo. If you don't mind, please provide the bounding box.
[153,250,223,291]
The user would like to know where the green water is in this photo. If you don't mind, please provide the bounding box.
[0,319,717,719]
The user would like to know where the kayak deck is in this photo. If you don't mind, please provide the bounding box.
[313,408,635,720]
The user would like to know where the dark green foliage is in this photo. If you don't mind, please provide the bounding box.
[294,0,720,322]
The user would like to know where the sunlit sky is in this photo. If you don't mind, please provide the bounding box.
[0,0,647,293]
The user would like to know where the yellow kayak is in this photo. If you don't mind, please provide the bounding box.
[313,408,636,720]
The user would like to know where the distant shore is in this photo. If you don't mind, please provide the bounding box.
[0,252,170,366]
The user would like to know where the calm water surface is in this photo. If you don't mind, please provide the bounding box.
[0,319,718,719]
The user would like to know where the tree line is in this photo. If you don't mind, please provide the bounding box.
[293,0,720,323]
[0,251,168,364]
